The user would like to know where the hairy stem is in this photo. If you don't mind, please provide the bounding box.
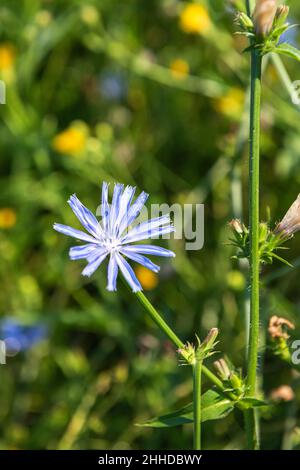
[193,358,202,450]
[245,48,262,451]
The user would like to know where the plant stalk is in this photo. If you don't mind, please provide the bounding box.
[193,358,202,450]
[133,289,243,404]
[245,48,262,450]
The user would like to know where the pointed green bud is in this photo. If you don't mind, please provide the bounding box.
[229,372,243,390]
[238,12,254,31]
[178,342,196,365]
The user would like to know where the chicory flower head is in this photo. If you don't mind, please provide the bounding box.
[54,182,175,292]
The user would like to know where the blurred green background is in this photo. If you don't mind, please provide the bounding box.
[1,0,300,450]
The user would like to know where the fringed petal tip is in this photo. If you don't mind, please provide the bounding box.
[106,285,117,292]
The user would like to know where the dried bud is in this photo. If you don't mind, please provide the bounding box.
[229,218,244,234]
[253,0,277,36]
[275,5,289,25]
[268,315,295,340]
[201,327,219,349]
[213,358,231,380]
[274,194,300,237]
[270,385,295,402]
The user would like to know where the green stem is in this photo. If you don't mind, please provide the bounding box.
[135,290,184,350]
[133,288,242,404]
[245,48,262,450]
[245,0,251,16]
[193,359,202,450]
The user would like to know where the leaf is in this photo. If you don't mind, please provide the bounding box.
[138,390,234,428]
[239,397,268,409]
[274,43,300,63]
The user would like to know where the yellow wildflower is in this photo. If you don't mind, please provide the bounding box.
[135,265,158,291]
[0,43,16,71]
[170,59,190,79]
[179,3,211,35]
[0,208,17,229]
[214,88,244,118]
[52,124,87,156]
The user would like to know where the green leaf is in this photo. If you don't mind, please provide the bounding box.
[239,397,268,409]
[274,43,300,63]
[138,390,234,428]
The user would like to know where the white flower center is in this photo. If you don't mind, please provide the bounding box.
[105,237,120,252]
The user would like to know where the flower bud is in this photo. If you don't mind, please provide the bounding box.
[274,5,289,26]
[213,358,231,380]
[253,0,277,36]
[274,194,300,237]
[237,12,254,31]
[201,327,219,349]
[229,372,243,391]
[270,385,294,402]
[229,218,244,234]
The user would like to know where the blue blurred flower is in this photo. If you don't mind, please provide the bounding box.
[278,22,298,46]
[99,72,127,100]
[54,182,175,292]
[0,318,47,353]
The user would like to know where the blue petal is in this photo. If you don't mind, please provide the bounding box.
[115,253,142,292]
[53,223,98,243]
[120,244,175,258]
[115,185,136,236]
[69,244,100,260]
[120,247,160,272]
[107,253,118,291]
[122,190,149,232]
[68,194,102,239]
[121,215,174,244]
[101,182,110,232]
[109,183,124,236]
[82,251,108,277]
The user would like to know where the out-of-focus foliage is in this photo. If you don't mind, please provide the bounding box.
[0,0,300,450]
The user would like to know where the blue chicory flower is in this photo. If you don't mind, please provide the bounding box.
[99,72,127,101]
[0,318,47,352]
[53,182,175,292]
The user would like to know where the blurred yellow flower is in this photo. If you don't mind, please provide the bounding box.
[0,43,16,71]
[214,88,244,118]
[0,208,17,229]
[80,5,100,25]
[135,265,158,290]
[35,10,52,27]
[52,125,87,156]
[226,270,245,291]
[179,3,211,35]
[170,59,190,79]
